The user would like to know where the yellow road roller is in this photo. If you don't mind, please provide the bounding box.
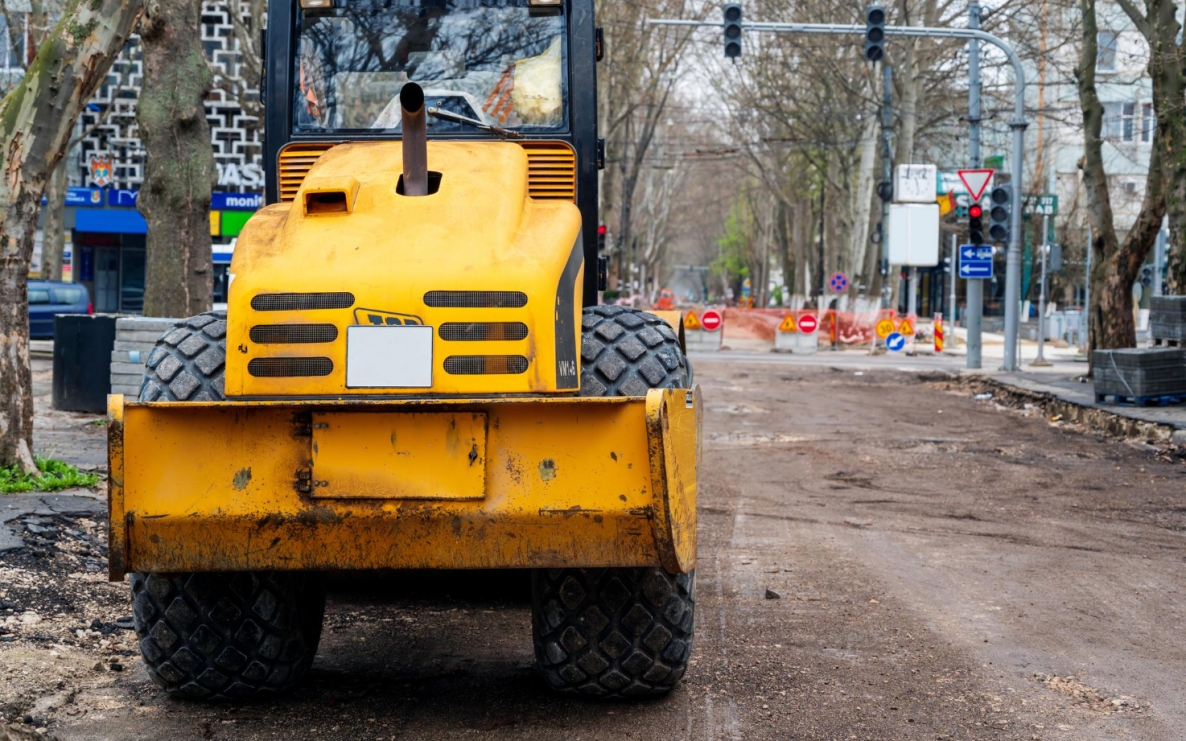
[108,0,699,701]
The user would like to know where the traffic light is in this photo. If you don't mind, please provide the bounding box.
[723,3,742,59]
[864,6,886,62]
[597,224,607,252]
[1140,264,1154,287]
[968,202,984,245]
[988,184,1011,244]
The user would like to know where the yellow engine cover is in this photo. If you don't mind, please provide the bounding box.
[225,141,583,398]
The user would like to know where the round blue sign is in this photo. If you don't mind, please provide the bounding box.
[885,332,906,352]
[828,272,849,293]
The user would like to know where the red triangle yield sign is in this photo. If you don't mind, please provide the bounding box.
[958,169,994,201]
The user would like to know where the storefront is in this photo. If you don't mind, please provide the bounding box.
[63,188,261,314]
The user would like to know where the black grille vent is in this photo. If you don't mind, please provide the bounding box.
[443,355,529,375]
[439,322,529,342]
[247,357,334,377]
[250,324,338,344]
[424,291,528,308]
[251,292,355,311]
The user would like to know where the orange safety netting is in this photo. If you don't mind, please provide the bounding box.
[686,307,918,345]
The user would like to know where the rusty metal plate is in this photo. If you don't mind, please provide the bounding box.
[310,411,487,499]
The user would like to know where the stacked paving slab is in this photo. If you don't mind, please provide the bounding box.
[1093,348,1186,403]
[110,317,177,398]
[1150,296,1186,344]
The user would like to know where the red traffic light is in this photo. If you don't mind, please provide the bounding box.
[597,224,607,235]
[968,204,983,218]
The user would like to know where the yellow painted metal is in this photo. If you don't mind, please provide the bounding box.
[277,140,578,203]
[301,175,360,216]
[107,388,699,579]
[228,141,583,398]
[310,411,487,500]
[651,310,688,354]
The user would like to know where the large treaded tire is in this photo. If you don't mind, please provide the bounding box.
[531,568,695,698]
[531,306,695,699]
[130,572,326,701]
[579,305,689,396]
[139,311,227,402]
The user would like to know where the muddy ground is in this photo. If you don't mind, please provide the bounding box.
[2,356,1184,740]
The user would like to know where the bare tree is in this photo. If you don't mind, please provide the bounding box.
[1076,0,1165,352]
[138,0,216,317]
[0,0,143,472]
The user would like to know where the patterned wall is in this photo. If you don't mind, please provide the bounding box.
[75,2,264,193]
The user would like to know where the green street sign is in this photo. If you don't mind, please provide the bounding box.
[1023,194,1058,216]
[983,154,1005,169]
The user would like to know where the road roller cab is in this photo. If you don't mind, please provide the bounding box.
[109,0,700,702]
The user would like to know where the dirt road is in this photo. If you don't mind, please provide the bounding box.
[3,358,1184,740]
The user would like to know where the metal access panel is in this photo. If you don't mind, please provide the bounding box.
[888,203,940,266]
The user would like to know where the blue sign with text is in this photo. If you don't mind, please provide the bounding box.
[959,244,994,279]
[211,192,263,211]
[108,189,139,208]
[65,187,104,207]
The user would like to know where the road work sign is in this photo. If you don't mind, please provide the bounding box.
[778,314,797,333]
[828,272,849,293]
[875,318,895,339]
[886,332,906,352]
[897,318,915,336]
[701,309,722,332]
[798,314,818,334]
[684,312,701,330]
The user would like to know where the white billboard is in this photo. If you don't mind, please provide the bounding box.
[888,203,940,266]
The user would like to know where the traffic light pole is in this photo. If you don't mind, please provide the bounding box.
[649,16,1029,369]
[965,4,983,370]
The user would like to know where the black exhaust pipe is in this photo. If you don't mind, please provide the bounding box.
[400,83,428,197]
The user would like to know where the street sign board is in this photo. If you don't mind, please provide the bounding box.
[875,318,895,339]
[958,244,994,279]
[897,318,915,336]
[887,203,940,266]
[828,272,849,293]
[684,312,701,330]
[894,164,937,204]
[701,309,722,332]
[778,314,797,333]
[1023,194,1058,216]
[957,169,994,201]
[798,314,818,334]
[885,332,906,352]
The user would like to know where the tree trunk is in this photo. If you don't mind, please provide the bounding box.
[1078,0,1164,355]
[138,0,215,318]
[0,0,144,471]
[41,156,68,282]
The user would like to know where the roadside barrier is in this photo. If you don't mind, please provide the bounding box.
[683,309,724,352]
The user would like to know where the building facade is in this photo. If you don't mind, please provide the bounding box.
[33,2,264,313]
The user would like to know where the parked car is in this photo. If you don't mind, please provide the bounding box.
[28,280,92,338]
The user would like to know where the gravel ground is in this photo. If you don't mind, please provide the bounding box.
[2,357,1184,740]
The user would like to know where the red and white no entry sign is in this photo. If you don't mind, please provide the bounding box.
[701,309,722,332]
[798,314,818,334]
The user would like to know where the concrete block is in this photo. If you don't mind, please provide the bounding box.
[113,339,158,353]
[685,329,721,353]
[110,362,146,376]
[116,329,172,344]
[116,317,178,332]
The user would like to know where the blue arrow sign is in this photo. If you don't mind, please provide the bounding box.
[958,244,994,279]
[886,332,906,352]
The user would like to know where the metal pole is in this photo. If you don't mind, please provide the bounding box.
[1032,243,1050,365]
[966,3,983,369]
[907,267,917,316]
[880,61,893,306]
[1083,224,1091,353]
[1154,216,1167,297]
[949,233,957,327]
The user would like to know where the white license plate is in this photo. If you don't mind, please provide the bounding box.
[345,325,433,388]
